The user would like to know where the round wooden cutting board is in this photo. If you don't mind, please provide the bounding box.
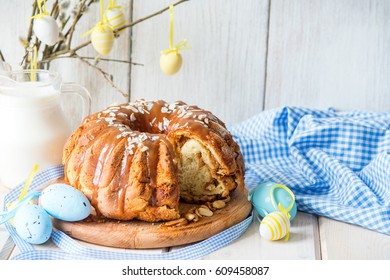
[53,186,252,249]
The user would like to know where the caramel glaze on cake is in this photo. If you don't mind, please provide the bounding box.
[63,100,245,222]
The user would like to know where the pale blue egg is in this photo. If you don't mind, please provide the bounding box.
[13,204,52,244]
[40,183,91,222]
[248,182,297,221]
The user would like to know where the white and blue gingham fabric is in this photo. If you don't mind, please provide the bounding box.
[230,106,390,235]
[3,165,252,260]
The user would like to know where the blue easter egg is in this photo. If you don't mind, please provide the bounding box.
[13,204,52,244]
[248,182,297,221]
[40,183,91,222]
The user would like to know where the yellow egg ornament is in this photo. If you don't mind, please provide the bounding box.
[83,0,115,56]
[259,211,291,241]
[91,23,115,56]
[105,8,126,29]
[105,4,127,30]
[160,52,183,75]
[160,5,190,76]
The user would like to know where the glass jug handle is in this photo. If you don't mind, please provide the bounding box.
[60,83,91,129]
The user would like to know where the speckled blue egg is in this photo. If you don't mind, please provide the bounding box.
[13,204,52,244]
[40,183,91,222]
[248,182,297,221]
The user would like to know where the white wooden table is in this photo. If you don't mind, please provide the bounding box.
[2,183,390,260]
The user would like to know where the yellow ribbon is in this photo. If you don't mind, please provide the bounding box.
[31,0,49,19]
[278,203,290,241]
[161,5,191,55]
[269,184,295,215]
[269,184,296,241]
[6,164,39,210]
[161,39,191,55]
[82,21,110,38]
[107,0,122,10]
[30,46,38,82]
[103,0,126,29]
[82,0,112,37]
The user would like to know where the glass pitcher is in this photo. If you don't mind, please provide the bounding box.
[0,70,91,188]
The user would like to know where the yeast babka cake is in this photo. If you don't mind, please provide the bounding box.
[63,100,245,222]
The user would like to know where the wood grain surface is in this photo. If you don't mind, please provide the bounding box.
[131,0,269,126]
[53,186,252,249]
[265,0,390,112]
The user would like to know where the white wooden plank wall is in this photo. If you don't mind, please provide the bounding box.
[266,0,390,112]
[266,0,390,259]
[1,0,390,259]
[131,0,268,126]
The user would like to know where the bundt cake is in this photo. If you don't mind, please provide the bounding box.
[63,100,245,222]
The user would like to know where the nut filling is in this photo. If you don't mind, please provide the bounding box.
[163,196,230,227]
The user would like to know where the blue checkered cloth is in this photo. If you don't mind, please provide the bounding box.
[3,165,252,260]
[230,106,390,235]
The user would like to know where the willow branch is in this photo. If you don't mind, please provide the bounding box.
[53,15,71,54]
[44,0,190,61]
[76,55,129,98]
[84,57,143,66]
[0,50,5,62]
[40,55,143,66]
[43,0,59,58]
[51,0,60,18]
[20,1,38,65]
[64,0,95,36]
[66,0,89,49]
[117,0,189,33]
[26,1,37,44]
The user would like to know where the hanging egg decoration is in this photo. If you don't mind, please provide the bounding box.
[13,204,52,244]
[104,0,126,29]
[91,23,115,55]
[105,8,126,29]
[160,52,183,75]
[259,211,291,241]
[91,24,115,55]
[160,5,190,76]
[33,15,59,46]
[82,0,116,56]
[32,0,59,46]
[248,182,297,221]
